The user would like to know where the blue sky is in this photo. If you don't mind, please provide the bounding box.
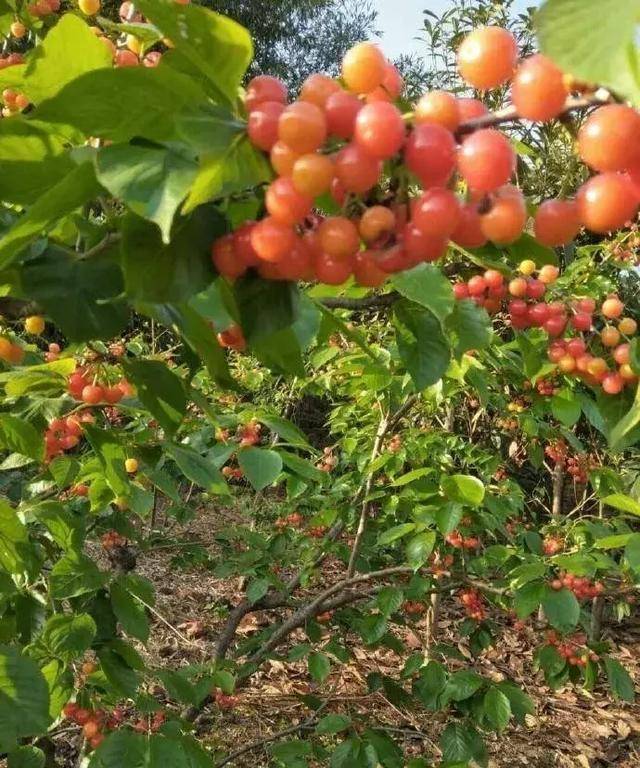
[372,0,540,58]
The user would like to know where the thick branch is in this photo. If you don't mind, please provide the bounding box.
[321,292,399,310]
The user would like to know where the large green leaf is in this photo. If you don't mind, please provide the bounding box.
[536,0,640,105]
[40,658,73,721]
[0,359,75,398]
[165,443,229,495]
[0,647,50,752]
[135,0,252,105]
[7,746,45,768]
[394,300,450,391]
[38,614,96,663]
[0,415,43,461]
[21,245,128,342]
[0,500,40,580]
[308,651,331,683]
[123,360,186,438]
[83,426,129,497]
[110,575,151,643]
[50,553,107,599]
[541,586,580,633]
[551,391,582,427]
[96,144,198,244]
[483,686,511,732]
[121,206,221,304]
[441,474,485,507]
[601,493,640,517]
[439,722,486,766]
[391,263,454,324]
[405,531,436,569]
[362,730,403,768]
[606,383,640,451]
[604,657,635,702]
[0,162,101,269]
[34,66,206,143]
[0,120,74,205]
[238,447,283,491]
[445,299,492,357]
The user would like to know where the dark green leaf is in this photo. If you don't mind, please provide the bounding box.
[604,657,635,702]
[483,686,511,732]
[0,415,43,461]
[391,263,454,323]
[542,586,580,633]
[308,652,331,684]
[445,299,492,357]
[0,646,50,753]
[394,301,450,390]
[124,360,186,438]
[238,447,283,491]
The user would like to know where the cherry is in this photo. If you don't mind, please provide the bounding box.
[601,296,624,319]
[354,101,405,159]
[538,264,560,284]
[511,54,568,122]
[250,217,296,263]
[270,141,300,177]
[453,283,469,300]
[334,143,381,194]
[247,101,284,151]
[353,251,387,287]
[457,97,488,122]
[577,172,639,233]
[571,312,592,332]
[458,129,515,193]
[577,105,640,172]
[412,188,461,239]
[618,317,638,336]
[325,90,362,139]
[456,26,518,90]
[211,234,246,279]
[404,124,456,188]
[415,90,460,131]
[82,385,104,405]
[601,326,621,347]
[451,203,487,248]
[467,275,487,296]
[278,101,327,153]
[603,372,624,394]
[314,252,353,285]
[359,206,395,243]
[613,343,631,366]
[317,217,360,259]
[115,49,138,67]
[265,177,312,226]
[299,73,340,108]
[291,153,334,197]
[526,279,546,300]
[401,226,447,264]
[534,199,581,246]
[544,314,568,337]
[341,42,386,93]
[480,185,526,244]
[276,239,315,281]
[508,277,528,298]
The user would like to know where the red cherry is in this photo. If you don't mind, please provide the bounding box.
[458,129,515,193]
[404,124,456,188]
[354,101,405,159]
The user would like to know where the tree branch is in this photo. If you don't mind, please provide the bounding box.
[321,292,400,310]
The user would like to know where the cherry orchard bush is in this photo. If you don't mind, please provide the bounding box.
[0,0,638,766]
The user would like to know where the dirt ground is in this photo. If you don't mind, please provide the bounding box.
[131,504,640,768]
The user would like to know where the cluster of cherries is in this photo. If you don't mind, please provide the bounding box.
[534,376,560,397]
[68,368,134,405]
[544,439,597,483]
[87,1,166,69]
[453,268,509,314]
[214,689,239,710]
[62,700,124,750]
[316,447,338,472]
[221,464,244,480]
[386,433,403,453]
[459,589,487,621]
[403,600,427,617]
[428,551,454,578]
[542,536,563,556]
[101,530,128,550]
[275,511,304,529]
[44,413,94,461]
[307,524,328,538]
[549,572,604,600]
[445,530,480,550]
[545,630,599,667]
[237,420,262,447]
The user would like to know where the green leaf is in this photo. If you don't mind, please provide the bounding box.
[496,681,534,724]
[443,670,485,702]
[39,614,96,663]
[123,360,186,438]
[165,442,229,495]
[0,646,50,753]
[95,144,198,243]
[21,245,128,342]
[0,162,101,269]
[83,426,129,497]
[111,576,151,643]
[542,586,580,633]
[440,722,486,766]
[394,300,450,391]
[413,661,447,709]
[257,414,312,450]
[362,729,403,768]
[405,531,436,569]
[483,686,511,732]
[377,523,416,546]
[48,456,80,490]
[391,264,454,323]
[50,553,106,600]
[625,533,640,571]
[316,714,351,735]
[7,746,45,768]
[238,447,283,491]
[280,451,326,483]
[0,359,75,398]
[602,493,640,517]
[135,0,252,105]
[551,392,582,427]
[505,233,557,267]
[536,0,640,106]
[0,415,43,461]
[0,501,40,580]
[442,474,485,507]
[376,587,404,618]
[40,659,72,721]
[514,580,545,619]
[604,657,635,702]
[308,652,331,684]
[96,646,139,698]
[246,578,270,605]
[445,299,492,357]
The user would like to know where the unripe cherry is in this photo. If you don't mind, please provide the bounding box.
[341,42,386,93]
[601,296,624,319]
[318,217,360,259]
[278,101,327,154]
[291,153,334,197]
[508,277,528,298]
[618,317,637,336]
[299,73,340,108]
[359,206,395,243]
[600,326,621,347]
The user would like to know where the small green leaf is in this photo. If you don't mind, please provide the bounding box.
[604,657,635,702]
[394,301,450,390]
[391,263,454,323]
[483,686,511,732]
[551,392,582,427]
[7,746,45,768]
[377,523,416,546]
[316,714,351,735]
[165,443,229,496]
[308,652,331,684]
[246,578,270,605]
[442,474,485,507]
[405,531,436,569]
[0,415,43,462]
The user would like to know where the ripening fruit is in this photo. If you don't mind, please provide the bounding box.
[620,364,637,383]
[415,90,460,131]
[247,101,284,151]
[601,296,624,319]
[291,154,334,197]
[78,0,100,14]
[602,372,624,395]
[245,75,288,112]
[558,355,576,374]
[457,97,488,123]
[234,222,260,267]
[588,357,608,379]
[278,101,327,153]
[211,234,246,279]
[576,173,638,234]
[367,61,404,102]
[401,226,447,264]
[359,206,396,243]
[618,317,637,336]
[82,385,104,405]
[480,185,526,244]
[613,344,631,365]
[318,216,360,259]
[354,101,405,159]
[456,26,518,90]
[509,277,528,298]
[299,73,341,108]
[538,264,560,284]
[451,203,487,248]
[484,269,504,289]
[353,251,387,287]
[325,90,362,139]
[534,199,581,246]
[467,275,487,296]
[265,177,312,225]
[511,55,568,122]
[412,188,461,239]
[10,21,26,38]
[270,141,300,177]
[314,252,353,285]
[404,124,456,188]
[250,217,296,263]
[577,105,640,172]
[601,326,621,347]
[125,458,139,473]
[335,143,381,194]
[519,259,536,276]
[277,238,314,281]
[341,42,386,93]
[458,129,515,192]
[24,315,45,335]
[115,49,139,67]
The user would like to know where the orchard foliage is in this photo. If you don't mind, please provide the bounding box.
[0,0,638,767]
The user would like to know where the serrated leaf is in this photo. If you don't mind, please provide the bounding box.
[124,359,186,438]
[238,447,282,491]
[483,686,511,732]
[542,586,580,633]
[308,652,331,684]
